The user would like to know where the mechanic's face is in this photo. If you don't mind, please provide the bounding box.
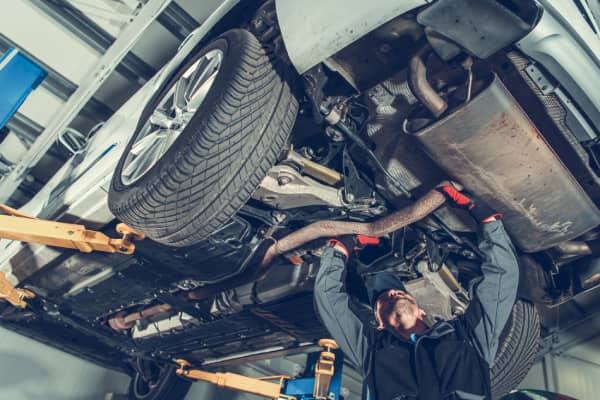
[375,289,426,335]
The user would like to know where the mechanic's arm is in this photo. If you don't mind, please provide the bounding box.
[467,218,519,364]
[314,243,371,373]
[439,184,519,365]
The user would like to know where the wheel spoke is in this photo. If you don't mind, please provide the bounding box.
[185,52,222,111]
[184,57,210,100]
[130,128,161,156]
[123,129,166,181]
[120,49,222,185]
[186,70,219,112]
[173,76,189,116]
[148,109,171,129]
[160,128,180,152]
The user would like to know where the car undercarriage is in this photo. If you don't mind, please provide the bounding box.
[1,0,600,398]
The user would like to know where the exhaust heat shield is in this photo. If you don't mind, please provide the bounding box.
[411,75,600,252]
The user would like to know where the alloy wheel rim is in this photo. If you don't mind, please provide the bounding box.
[121,48,224,185]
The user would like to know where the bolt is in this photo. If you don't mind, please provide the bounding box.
[251,18,264,31]
[277,175,292,185]
[346,193,355,202]
[273,212,286,223]
[452,305,465,315]
[325,126,344,142]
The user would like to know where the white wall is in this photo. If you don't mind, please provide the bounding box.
[518,336,600,400]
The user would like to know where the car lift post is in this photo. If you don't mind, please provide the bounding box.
[176,339,344,400]
[0,203,144,308]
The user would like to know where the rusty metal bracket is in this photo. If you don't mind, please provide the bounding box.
[0,204,144,255]
[0,272,35,308]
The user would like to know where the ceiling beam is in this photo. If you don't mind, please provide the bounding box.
[30,0,156,84]
[158,2,199,41]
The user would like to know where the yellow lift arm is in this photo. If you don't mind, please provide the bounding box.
[0,203,144,308]
[175,339,340,400]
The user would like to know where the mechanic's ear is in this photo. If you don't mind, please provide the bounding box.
[375,312,386,331]
[418,309,427,319]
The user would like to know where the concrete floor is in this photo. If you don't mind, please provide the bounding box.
[3,321,599,400]
[0,327,129,399]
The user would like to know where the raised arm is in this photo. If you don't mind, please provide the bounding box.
[464,219,519,365]
[438,184,520,364]
[314,245,371,372]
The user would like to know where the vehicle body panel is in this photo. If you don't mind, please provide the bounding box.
[517,0,600,133]
[275,0,428,74]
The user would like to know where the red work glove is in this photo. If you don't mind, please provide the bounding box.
[328,235,381,260]
[438,184,502,224]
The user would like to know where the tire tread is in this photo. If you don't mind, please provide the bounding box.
[110,29,298,246]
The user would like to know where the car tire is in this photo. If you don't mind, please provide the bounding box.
[491,300,540,399]
[109,29,298,247]
[128,364,191,400]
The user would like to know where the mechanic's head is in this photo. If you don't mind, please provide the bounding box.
[374,289,426,333]
[365,272,426,337]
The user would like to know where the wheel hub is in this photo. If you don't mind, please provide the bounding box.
[121,49,224,185]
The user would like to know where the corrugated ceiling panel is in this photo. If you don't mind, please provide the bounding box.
[17,88,64,127]
[92,71,139,112]
[129,21,179,69]
[177,0,224,23]
[0,1,99,84]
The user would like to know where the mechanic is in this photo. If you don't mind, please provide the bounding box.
[314,184,519,400]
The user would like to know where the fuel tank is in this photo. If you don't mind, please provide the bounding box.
[411,75,600,252]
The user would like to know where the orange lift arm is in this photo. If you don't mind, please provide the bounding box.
[0,204,144,254]
[176,359,295,400]
[0,204,144,308]
[175,339,340,400]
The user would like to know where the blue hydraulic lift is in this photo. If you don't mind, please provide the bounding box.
[0,48,47,129]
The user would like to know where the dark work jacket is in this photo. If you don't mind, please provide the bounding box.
[368,319,490,400]
[314,221,519,400]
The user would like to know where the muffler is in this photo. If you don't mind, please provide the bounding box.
[410,75,600,252]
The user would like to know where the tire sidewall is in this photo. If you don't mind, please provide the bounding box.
[490,300,540,399]
[110,30,248,204]
[129,364,191,400]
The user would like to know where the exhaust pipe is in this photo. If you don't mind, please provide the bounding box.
[189,186,446,300]
[113,186,447,324]
[408,44,447,118]
[259,186,447,268]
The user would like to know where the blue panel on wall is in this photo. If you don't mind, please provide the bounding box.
[0,48,47,129]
